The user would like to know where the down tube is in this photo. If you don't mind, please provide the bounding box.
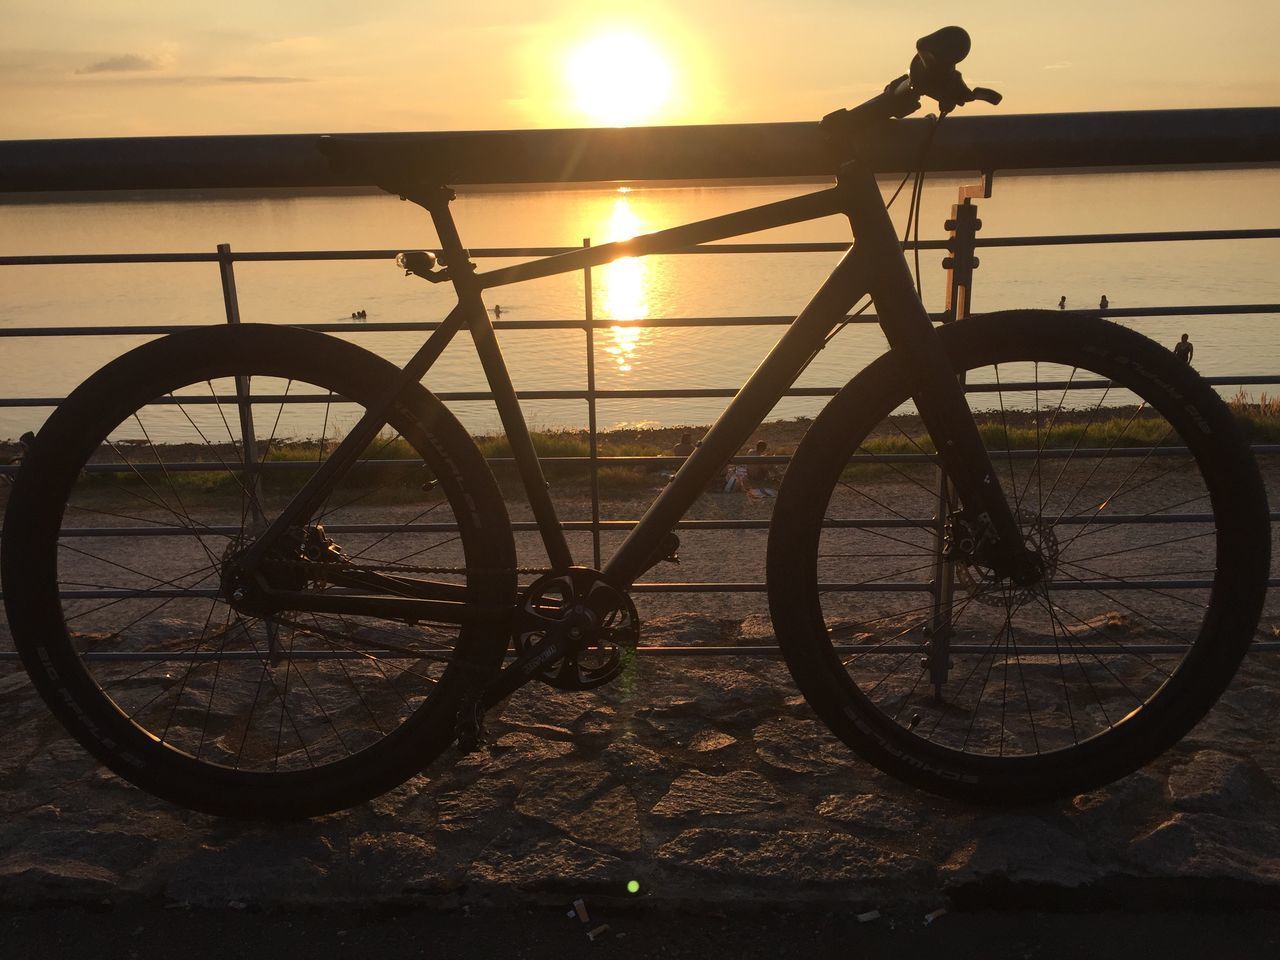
[603,242,875,588]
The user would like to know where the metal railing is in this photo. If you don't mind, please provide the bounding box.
[2,233,1278,589]
[1,108,1278,657]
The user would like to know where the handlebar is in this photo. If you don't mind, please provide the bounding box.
[909,26,1002,112]
[820,26,1001,148]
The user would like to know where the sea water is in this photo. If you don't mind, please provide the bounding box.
[1,168,1277,441]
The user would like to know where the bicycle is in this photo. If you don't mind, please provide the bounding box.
[2,28,1269,818]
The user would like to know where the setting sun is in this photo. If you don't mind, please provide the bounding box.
[565,31,674,126]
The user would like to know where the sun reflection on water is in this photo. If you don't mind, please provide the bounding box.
[599,194,651,374]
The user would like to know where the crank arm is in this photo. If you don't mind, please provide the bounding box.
[478,627,574,710]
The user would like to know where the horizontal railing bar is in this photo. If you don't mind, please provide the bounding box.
[2,228,1276,270]
[0,315,875,338]
[20,511,1243,539]
[9,228,1278,272]
[32,445,1270,476]
[1,304,1277,342]
[2,642,1278,664]
[628,578,1231,593]
[3,445,1277,480]
[4,373,1280,410]
[13,576,1230,603]
[976,228,1280,247]
[53,589,222,600]
[0,243,867,267]
[4,108,1279,192]
[632,642,1280,656]
[6,575,1275,608]
[634,642,1280,657]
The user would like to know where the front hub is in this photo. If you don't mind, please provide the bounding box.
[948,509,1058,606]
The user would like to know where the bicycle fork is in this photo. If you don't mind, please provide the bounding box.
[839,162,1039,670]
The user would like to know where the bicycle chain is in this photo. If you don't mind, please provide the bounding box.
[260,557,549,578]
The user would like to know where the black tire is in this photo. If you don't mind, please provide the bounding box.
[2,325,516,818]
[767,311,1270,802]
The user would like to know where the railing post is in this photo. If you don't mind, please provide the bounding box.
[583,238,602,569]
[942,175,987,322]
[216,242,263,520]
[927,178,988,696]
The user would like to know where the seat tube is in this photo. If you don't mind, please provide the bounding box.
[426,192,574,572]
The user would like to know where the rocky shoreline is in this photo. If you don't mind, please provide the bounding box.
[2,612,1279,911]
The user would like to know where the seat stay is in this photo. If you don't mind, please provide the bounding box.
[236,302,472,572]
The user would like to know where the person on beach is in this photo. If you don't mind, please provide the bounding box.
[1173,333,1194,365]
[721,440,777,498]
[723,461,749,493]
[1058,295,1067,309]
[1099,295,1109,309]
[746,440,774,488]
[2,431,35,486]
[662,433,697,485]
[493,304,503,318]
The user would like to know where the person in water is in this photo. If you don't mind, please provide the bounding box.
[1058,295,1067,309]
[1099,295,1109,309]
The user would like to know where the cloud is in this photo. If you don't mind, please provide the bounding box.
[68,71,310,86]
[217,75,310,84]
[76,53,166,75]
[262,36,327,54]
[1043,61,1074,71]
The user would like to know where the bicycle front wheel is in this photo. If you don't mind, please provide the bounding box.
[768,311,1270,801]
[2,325,516,818]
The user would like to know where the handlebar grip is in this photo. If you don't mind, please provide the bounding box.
[915,26,971,68]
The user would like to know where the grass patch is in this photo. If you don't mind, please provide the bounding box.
[1230,390,1280,443]
[69,397,1276,507]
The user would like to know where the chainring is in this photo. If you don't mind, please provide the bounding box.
[511,568,639,690]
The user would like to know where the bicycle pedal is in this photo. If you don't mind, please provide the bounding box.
[456,729,488,755]
[454,695,488,754]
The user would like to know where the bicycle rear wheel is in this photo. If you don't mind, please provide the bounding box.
[2,325,516,818]
[768,311,1270,801]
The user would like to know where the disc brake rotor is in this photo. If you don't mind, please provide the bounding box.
[954,509,1060,607]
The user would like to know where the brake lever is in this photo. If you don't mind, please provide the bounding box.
[969,86,1003,106]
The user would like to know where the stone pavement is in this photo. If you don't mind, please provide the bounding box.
[2,614,1279,911]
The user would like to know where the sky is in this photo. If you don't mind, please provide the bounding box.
[2,0,1278,140]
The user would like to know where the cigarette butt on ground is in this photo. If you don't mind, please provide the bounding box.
[573,899,590,924]
[924,908,947,926]
[857,910,881,923]
[587,924,610,941]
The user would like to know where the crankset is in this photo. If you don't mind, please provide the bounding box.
[510,567,639,690]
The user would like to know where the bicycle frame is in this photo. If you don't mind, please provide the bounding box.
[238,159,1024,626]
